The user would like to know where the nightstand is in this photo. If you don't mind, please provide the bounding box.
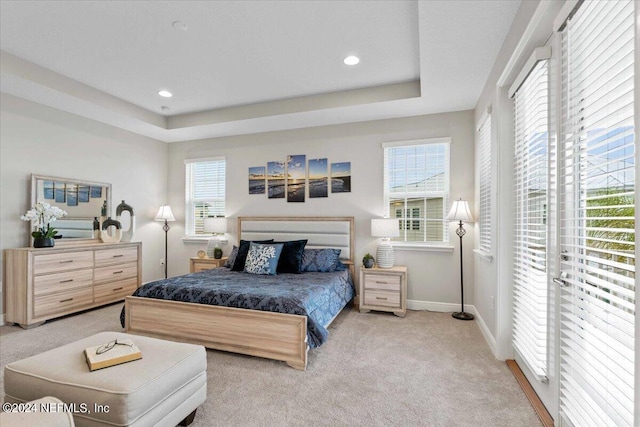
[359,266,407,317]
[190,257,228,273]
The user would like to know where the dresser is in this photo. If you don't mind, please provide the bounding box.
[359,265,407,317]
[3,241,142,328]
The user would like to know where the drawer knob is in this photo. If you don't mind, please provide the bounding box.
[59,298,73,303]
[113,270,124,274]
[59,260,73,264]
[112,254,124,258]
[112,287,124,291]
[376,297,388,300]
[59,279,74,283]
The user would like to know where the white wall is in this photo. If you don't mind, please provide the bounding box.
[0,94,169,316]
[167,111,475,309]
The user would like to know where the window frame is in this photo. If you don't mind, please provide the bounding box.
[382,137,452,249]
[184,156,226,238]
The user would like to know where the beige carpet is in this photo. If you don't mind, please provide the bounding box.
[0,304,541,426]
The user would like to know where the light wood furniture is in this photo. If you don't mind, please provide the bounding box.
[190,257,228,273]
[3,241,141,328]
[125,216,355,370]
[359,265,407,317]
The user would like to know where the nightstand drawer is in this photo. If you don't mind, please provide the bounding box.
[364,290,400,308]
[364,274,400,291]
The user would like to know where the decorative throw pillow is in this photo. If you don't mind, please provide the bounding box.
[224,245,238,268]
[244,243,284,275]
[300,248,342,272]
[231,239,274,271]
[273,239,308,274]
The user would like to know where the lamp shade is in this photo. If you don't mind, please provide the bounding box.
[154,205,175,222]
[371,218,400,238]
[447,199,473,222]
[203,217,227,234]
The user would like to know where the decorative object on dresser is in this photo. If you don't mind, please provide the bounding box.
[359,265,407,317]
[20,202,67,248]
[447,198,474,321]
[3,242,142,328]
[155,205,175,279]
[190,256,228,273]
[371,218,400,268]
[100,217,122,243]
[362,253,375,268]
[204,217,227,259]
[116,200,135,242]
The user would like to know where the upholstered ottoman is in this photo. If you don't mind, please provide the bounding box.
[4,332,206,427]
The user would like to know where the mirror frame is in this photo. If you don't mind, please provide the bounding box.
[30,174,112,243]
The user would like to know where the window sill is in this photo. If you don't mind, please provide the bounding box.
[182,237,229,245]
[473,249,494,262]
[392,243,454,253]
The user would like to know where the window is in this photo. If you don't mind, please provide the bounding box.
[185,157,226,236]
[383,138,450,244]
[478,113,492,253]
[557,1,635,425]
[511,54,550,381]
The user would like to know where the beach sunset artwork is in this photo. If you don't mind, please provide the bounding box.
[331,162,351,193]
[267,161,286,199]
[287,154,306,202]
[308,158,328,198]
[249,166,266,194]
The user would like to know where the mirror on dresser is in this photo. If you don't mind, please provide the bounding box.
[31,174,112,241]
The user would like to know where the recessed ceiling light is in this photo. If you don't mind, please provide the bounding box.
[158,90,173,98]
[172,21,189,31]
[344,55,360,66]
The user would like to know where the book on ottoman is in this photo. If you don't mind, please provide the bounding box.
[84,338,142,371]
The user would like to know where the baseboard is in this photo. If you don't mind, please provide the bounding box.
[407,299,475,315]
[474,309,497,357]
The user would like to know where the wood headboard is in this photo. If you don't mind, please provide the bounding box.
[238,216,355,270]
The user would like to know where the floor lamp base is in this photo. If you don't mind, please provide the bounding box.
[452,311,474,321]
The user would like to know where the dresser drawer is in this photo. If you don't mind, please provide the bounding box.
[34,286,93,318]
[34,268,93,296]
[364,290,400,308]
[95,247,138,267]
[94,277,138,304]
[364,274,401,291]
[33,251,94,275]
[94,262,138,284]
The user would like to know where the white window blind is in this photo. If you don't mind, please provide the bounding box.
[383,139,450,243]
[185,157,226,236]
[558,1,635,426]
[512,57,550,381]
[478,114,492,253]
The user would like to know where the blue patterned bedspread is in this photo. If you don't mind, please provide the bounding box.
[120,268,354,348]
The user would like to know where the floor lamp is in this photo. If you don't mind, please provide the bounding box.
[447,199,474,320]
[155,205,175,279]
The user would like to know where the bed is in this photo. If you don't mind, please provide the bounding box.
[123,216,355,370]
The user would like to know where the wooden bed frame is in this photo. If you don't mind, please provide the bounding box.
[124,216,355,370]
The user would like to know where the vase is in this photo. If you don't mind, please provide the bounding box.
[363,258,374,268]
[34,237,55,248]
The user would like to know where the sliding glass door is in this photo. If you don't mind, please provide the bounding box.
[557,1,635,425]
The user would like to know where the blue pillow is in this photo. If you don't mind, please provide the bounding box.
[231,239,274,271]
[244,243,284,275]
[224,245,238,268]
[300,248,342,272]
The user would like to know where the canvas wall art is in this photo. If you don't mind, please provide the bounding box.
[249,166,266,194]
[331,162,351,193]
[308,158,328,198]
[267,161,285,199]
[287,154,306,202]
